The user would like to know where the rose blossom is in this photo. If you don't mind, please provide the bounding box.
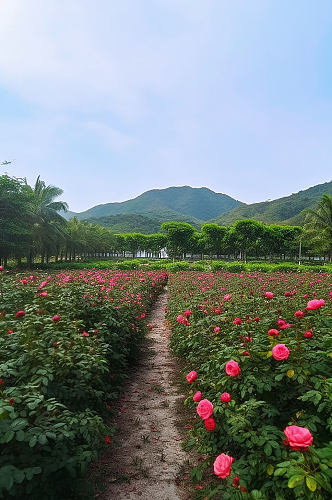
[232,476,240,487]
[307,299,325,310]
[304,331,313,338]
[193,391,202,402]
[214,326,220,334]
[225,360,241,377]
[186,370,197,383]
[283,425,313,449]
[294,310,304,318]
[220,392,231,403]
[52,315,61,322]
[265,291,274,299]
[272,344,290,361]
[197,399,213,420]
[268,328,279,337]
[233,317,242,325]
[15,310,25,318]
[213,453,234,479]
[204,417,216,431]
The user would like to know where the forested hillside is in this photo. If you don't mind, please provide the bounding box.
[214,180,332,225]
[67,186,242,221]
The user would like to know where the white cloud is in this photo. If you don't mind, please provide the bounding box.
[0,0,213,120]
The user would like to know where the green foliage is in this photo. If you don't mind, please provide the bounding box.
[304,194,332,261]
[71,186,241,222]
[215,180,332,226]
[0,269,167,498]
[167,270,332,498]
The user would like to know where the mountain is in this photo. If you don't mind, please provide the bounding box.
[67,186,242,222]
[87,212,203,234]
[213,180,332,226]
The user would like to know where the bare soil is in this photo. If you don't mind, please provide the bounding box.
[93,288,191,500]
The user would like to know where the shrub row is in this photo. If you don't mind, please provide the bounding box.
[167,270,332,499]
[0,269,167,499]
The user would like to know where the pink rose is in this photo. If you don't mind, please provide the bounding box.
[233,317,242,325]
[214,326,220,334]
[307,299,325,310]
[193,391,202,402]
[265,291,274,299]
[283,425,313,449]
[224,294,232,301]
[15,310,25,318]
[213,453,234,479]
[204,417,216,431]
[268,329,279,337]
[272,344,290,361]
[52,315,61,322]
[304,331,313,338]
[225,360,241,377]
[40,292,48,297]
[186,370,197,383]
[220,392,231,403]
[294,310,304,318]
[197,399,213,420]
[184,309,192,317]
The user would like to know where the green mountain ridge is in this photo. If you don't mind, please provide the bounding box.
[63,181,332,233]
[213,180,332,226]
[66,186,242,221]
[86,211,203,234]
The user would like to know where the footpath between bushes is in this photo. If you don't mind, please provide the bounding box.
[92,288,191,500]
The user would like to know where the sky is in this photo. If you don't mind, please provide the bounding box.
[0,0,332,212]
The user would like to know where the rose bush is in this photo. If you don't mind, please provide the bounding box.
[167,270,332,499]
[0,269,167,499]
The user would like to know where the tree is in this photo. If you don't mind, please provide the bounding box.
[304,194,332,261]
[228,219,265,262]
[0,175,31,265]
[161,222,195,259]
[201,223,229,258]
[23,176,68,264]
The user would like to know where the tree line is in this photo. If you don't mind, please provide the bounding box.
[1,174,331,266]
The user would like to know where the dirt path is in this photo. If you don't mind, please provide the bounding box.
[94,288,189,500]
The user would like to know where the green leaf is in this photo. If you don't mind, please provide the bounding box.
[264,443,272,456]
[29,435,37,448]
[288,474,304,488]
[16,430,25,441]
[1,430,14,443]
[274,468,287,477]
[266,464,274,475]
[11,418,27,431]
[38,434,47,445]
[306,476,317,492]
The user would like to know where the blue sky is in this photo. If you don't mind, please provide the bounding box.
[0,0,332,212]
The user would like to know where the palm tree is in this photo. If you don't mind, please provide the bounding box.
[23,176,68,264]
[304,194,332,262]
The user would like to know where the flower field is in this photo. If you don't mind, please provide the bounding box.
[167,271,332,499]
[0,269,167,499]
